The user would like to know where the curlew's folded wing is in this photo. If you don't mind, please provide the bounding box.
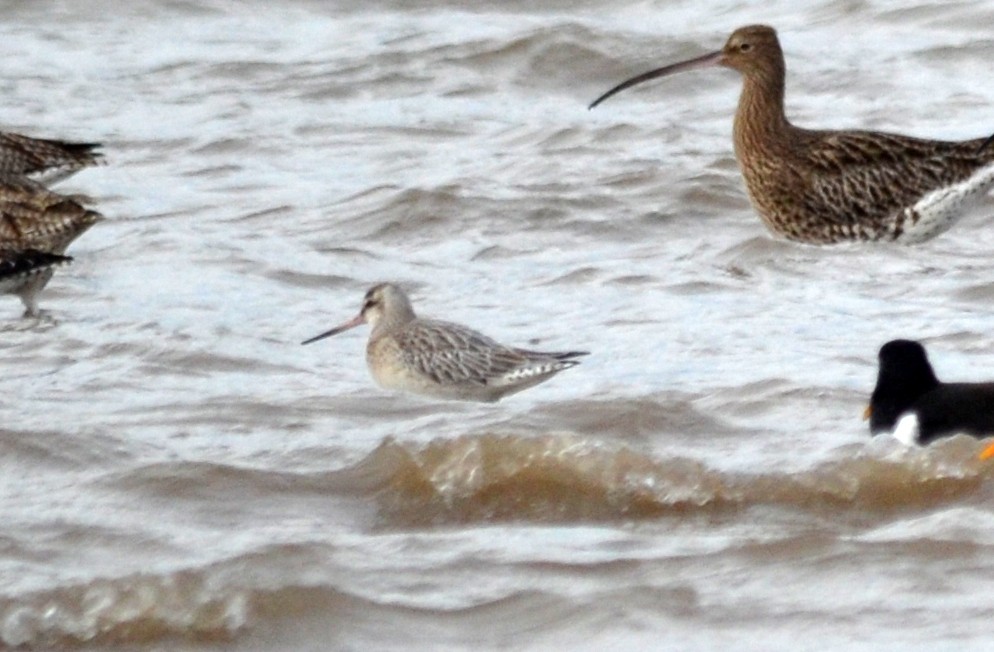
[796,129,994,229]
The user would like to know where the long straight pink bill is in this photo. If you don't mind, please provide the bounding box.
[588,50,724,109]
[301,313,365,345]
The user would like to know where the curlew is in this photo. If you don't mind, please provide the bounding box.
[590,25,994,245]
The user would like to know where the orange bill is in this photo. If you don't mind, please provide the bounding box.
[978,442,994,461]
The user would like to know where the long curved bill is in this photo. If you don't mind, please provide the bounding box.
[301,313,365,345]
[589,50,724,109]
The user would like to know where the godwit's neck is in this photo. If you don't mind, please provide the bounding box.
[370,307,417,339]
[733,62,790,161]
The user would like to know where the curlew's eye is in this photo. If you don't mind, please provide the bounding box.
[739,42,752,52]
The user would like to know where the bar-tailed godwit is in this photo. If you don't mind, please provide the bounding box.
[590,25,994,245]
[866,339,994,446]
[302,283,588,402]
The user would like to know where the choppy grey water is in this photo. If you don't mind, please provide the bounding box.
[3,0,994,649]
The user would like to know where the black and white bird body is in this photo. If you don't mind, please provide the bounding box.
[867,339,994,446]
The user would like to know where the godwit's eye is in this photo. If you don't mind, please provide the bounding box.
[739,42,752,52]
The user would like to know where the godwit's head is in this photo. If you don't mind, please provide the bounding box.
[589,24,783,109]
[301,283,417,345]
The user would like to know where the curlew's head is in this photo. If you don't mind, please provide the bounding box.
[589,24,784,109]
[301,283,417,345]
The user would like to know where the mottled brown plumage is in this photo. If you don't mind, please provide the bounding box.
[0,182,102,315]
[591,25,994,245]
[0,131,103,184]
[0,175,91,207]
[0,196,101,253]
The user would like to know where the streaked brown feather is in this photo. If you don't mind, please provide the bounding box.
[0,131,103,182]
[0,197,102,253]
[0,181,102,314]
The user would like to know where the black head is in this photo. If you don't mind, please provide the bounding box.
[868,339,940,434]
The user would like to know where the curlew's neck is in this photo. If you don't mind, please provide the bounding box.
[732,59,791,164]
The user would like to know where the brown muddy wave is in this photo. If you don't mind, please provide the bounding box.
[345,432,994,526]
[0,563,444,649]
[0,565,610,650]
[0,570,246,648]
[94,430,994,530]
[16,433,985,648]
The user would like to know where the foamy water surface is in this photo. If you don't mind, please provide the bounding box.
[2,0,994,649]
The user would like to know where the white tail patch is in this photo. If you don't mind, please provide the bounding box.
[494,361,576,387]
[895,161,994,244]
[891,413,921,447]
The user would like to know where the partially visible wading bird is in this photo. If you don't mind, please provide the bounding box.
[0,131,103,184]
[0,249,73,300]
[302,283,588,402]
[0,178,102,315]
[866,339,994,447]
[590,25,994,245]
